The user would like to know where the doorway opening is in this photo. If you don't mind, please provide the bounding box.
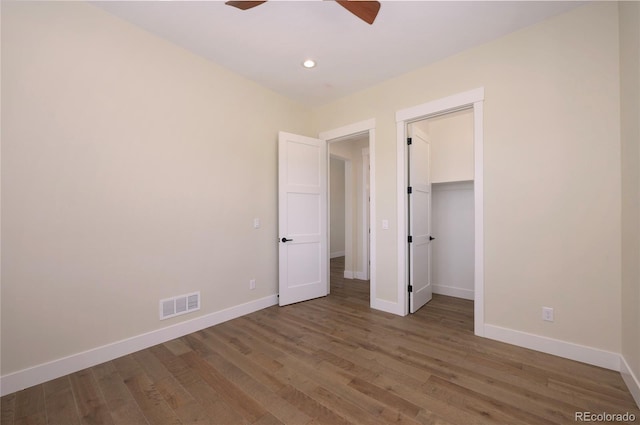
[396,88,485,336]
[319,119,376,308]
[328,135,370,302]
[407,109,475,318]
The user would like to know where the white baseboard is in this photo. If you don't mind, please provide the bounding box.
[433,284,474,300]
[621,355,640,408]
[355,271,368,280]
[344,270,354,279]
[483,324,621,371]
[0,295,278,397]
[371,298,405,316]
[330,251,345,259]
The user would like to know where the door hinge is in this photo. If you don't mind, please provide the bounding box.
[407,186,412,194]
[407,137,412,145]
[408,285,413,293]
[408,235,413,243]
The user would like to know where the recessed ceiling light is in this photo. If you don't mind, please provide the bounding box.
[302,59,317,69]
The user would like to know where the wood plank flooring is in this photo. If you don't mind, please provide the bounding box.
[2,257,638,424]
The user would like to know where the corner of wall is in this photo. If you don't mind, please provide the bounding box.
[622,355,640,408]
[619,0,640,409]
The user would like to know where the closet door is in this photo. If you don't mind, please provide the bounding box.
[408,129,433,313]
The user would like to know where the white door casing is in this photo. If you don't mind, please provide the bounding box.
[319,118,377,310]
[278,132,328,306]
[396,87,484,335]
[362,147,370,281]
[408,128,433,313]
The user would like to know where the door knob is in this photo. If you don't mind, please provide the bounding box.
[281,237,293,243]
[429,236,435,241]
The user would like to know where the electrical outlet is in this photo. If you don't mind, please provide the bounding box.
[249,279,256,290]
[542,307,554,322]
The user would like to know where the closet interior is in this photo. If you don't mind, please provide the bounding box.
[410,108,475,301]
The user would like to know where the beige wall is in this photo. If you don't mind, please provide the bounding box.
[312,3,622,352]
[351,137,370,278]
[1,2,311,375]
[620,1,640,384]
[329,157,346,256]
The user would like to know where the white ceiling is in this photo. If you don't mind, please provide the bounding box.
[94,1,583,107]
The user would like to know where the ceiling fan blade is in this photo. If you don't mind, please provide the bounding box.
[336,1,381,25]
[225,1,267,11]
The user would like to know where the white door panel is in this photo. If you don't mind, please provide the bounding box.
[278,132,328,306]
[409,129,433,313]
[287,192,320,234]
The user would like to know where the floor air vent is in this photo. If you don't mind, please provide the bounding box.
[159,291,200,320]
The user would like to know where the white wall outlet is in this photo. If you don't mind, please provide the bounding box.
[249,279,256,290]
[542,306,554,322]
[253,218,260,229]
[382,219,389,230]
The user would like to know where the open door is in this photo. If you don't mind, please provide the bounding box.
[408,128,433,313]
[278,131,328,306]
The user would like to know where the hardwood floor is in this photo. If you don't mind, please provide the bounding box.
[2,257,638,424]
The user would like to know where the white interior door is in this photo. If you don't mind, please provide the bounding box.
[278,131,328,306]
[409,128,433,313]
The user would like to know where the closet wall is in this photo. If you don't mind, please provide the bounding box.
[432,181,475,299]
[412,109,475,300]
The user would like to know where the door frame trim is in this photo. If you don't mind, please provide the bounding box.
[319,119,377,310]
[395,88,485,336]
[360,147,370,281]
